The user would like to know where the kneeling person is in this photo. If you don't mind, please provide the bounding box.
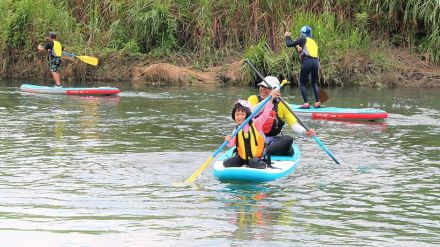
[223,90,280,169]
[248,76,315,156]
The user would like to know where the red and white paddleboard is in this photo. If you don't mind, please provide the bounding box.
[20,84,120,96]
[290,104,388,121]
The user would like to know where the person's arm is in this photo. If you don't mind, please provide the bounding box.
[225,134,236,148]
[38,42,51,52]
[285,35,306,48]
[37,44,45,52]
[291,122,307,136]
[253,91,281,130]
[253,100,273,130]
[278,101,307,136]
[278,102,316,137]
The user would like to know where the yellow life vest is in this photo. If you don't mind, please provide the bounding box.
[52,40,62,57]
[236,123,265,161]
[303,37,318,58]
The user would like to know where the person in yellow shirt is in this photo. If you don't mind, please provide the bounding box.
[285,25,320,109]
[248,76,315,156]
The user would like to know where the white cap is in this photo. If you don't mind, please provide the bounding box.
[257,76,280,90]
[235,99,252,109]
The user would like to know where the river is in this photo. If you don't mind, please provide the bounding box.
[0,80,438,246]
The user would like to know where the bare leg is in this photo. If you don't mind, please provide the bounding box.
[51,71,61,86]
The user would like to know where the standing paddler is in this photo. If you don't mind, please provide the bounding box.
[285,26,321,109]
[37,32,63,87]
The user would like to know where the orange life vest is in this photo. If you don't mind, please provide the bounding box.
[236,123,265,161]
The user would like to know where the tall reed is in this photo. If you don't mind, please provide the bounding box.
[1,0,438,68]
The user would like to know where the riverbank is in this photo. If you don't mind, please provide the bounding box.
[2,1,438,88]
[1,48,439,87]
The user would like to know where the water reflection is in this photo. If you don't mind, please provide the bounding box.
[219,183,295,242]
[78,97,103,141]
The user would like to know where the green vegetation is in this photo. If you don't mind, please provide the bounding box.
[0,0,438,84]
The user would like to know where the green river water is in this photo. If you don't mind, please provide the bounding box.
[0,79,439,246]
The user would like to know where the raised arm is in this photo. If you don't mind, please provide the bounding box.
[253,100,273,130]
[253,90,280,130]
[285,34,306,48]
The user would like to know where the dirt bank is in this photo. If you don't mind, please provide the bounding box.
[1,49,439,87]
[122,49,440,87]
[131,60,243,86]
[325,49,440,88]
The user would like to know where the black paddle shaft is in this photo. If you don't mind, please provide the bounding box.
[244,59,310,131]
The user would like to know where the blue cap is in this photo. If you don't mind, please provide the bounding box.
[48,32,57,38]
[300,26,312,38]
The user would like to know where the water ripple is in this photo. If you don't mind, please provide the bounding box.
[0,83,439,246]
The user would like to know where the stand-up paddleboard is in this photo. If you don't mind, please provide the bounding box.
[213,144,300,182]
[290,104,388,121]
[20,84,120,96]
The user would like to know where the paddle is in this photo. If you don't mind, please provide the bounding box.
[62,51,99,66]
[184,88,278,183]
[244,59,341,164]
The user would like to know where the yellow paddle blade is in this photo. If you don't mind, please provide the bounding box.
[77,56,98,66]
[184,156,214,183]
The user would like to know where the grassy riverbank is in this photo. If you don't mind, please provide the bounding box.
[0,0,439,86]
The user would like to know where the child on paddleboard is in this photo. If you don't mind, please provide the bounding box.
[37,32,63,87]
[224,90,280,169]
